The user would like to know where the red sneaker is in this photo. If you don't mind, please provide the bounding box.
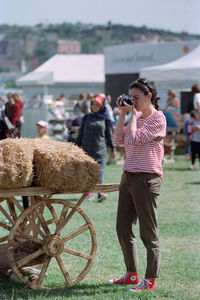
[128,278,155,292]
[108,272,140,285]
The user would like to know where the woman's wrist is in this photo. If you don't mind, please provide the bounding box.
[119,109,127,117]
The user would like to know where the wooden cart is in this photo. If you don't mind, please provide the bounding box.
[0,184,119,289]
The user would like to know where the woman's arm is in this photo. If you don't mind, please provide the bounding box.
[105,120,115,151]
[114,109,127,135]
[75,115,87,146]
[125,114,166,146]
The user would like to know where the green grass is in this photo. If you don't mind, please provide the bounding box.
[0,156,200,299]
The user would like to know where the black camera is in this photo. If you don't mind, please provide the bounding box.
[118,95,133,107]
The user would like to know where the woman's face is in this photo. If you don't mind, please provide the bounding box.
[130,88,151,112]
[168,92,173,99]
[91,101,101,113]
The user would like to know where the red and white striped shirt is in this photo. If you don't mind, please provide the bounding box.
[114,111,166,179]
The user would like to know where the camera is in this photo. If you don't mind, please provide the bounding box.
[118,95,133,107]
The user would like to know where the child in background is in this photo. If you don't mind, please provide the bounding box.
[6,128,29,209]
[187,109,200,169]
[36,120,49,139]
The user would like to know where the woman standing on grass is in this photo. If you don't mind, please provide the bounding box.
[76,94,116,202]
[109,78,166,292]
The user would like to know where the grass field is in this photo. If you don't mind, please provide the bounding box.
[0,156,200,300]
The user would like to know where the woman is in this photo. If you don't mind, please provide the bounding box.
[109,78,166,292]
[10,93,24,132]
[76,94,116,202]
[165,89,179,111]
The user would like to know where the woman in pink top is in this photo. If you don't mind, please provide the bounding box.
[108,78,166,292]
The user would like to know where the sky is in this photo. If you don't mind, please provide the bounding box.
[0,0,200,35]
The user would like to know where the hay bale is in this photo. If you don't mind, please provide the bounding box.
[32,139,100,192]
[0,139,33,189]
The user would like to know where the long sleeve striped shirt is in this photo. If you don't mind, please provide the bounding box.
[114,111,166,179]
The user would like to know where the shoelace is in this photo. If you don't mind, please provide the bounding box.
[134,279,151,290]
[117,272,128,282]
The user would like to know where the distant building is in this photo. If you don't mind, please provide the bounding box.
[25,36,38,56]
[46,33,58,42]
[57,40,81,54]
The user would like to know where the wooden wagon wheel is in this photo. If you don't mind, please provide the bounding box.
[0,196,55,243]
[0,197,25,243]
[8,195,97,289]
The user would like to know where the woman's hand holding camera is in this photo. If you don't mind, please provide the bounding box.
[116,95,137,115]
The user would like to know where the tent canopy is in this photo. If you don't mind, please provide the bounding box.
[18,54,104,86]
[140,45,200,82]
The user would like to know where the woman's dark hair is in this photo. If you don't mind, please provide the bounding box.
[129,78,160,110]
[6,128,21,138]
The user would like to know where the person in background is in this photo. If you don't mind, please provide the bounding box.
[106,94,114,118]
[66,101,91,143]
[187,109,200,170]
[6,127,29,209]
[57,93,66,102]
[81,99,91,116]
[0,96,6,139]
[87,92,94,102]
[191,84,200,110]
[74,92,87,117]
[165,89,179,111]
[10,93,24,132]
[110,78,166,292]
[76,94,116,202]
[36,120,49,139]
[5,93,14,121]
[183,111,195,159]
[0,96,5,106]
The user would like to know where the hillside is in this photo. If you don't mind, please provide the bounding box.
[0,22,200,70]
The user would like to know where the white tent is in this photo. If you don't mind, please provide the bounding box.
[17,54,105,100]
[140,45,200,90]
[18,54,104,85]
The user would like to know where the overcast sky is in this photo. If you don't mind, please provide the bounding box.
[0,0,199,35]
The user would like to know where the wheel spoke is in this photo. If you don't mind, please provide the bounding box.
[15,248,45,268]
[0,235,9,243]
[56,255,72,285]
[7,197,24,213]
[0,204,15,225]
[47,203,59,223]
[25,210,46,239]
[55,205,70,235]
[0,221,11,231]
[0,197,7,203]
[63,247,92,260]
[14,230,43,244]
[7,198,18,221]
[62,224,90,242]
[57,193,88,234]
[35,207,51,236]
[36,256,51,287]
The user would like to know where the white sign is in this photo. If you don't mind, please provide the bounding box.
[105,40,200,74]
